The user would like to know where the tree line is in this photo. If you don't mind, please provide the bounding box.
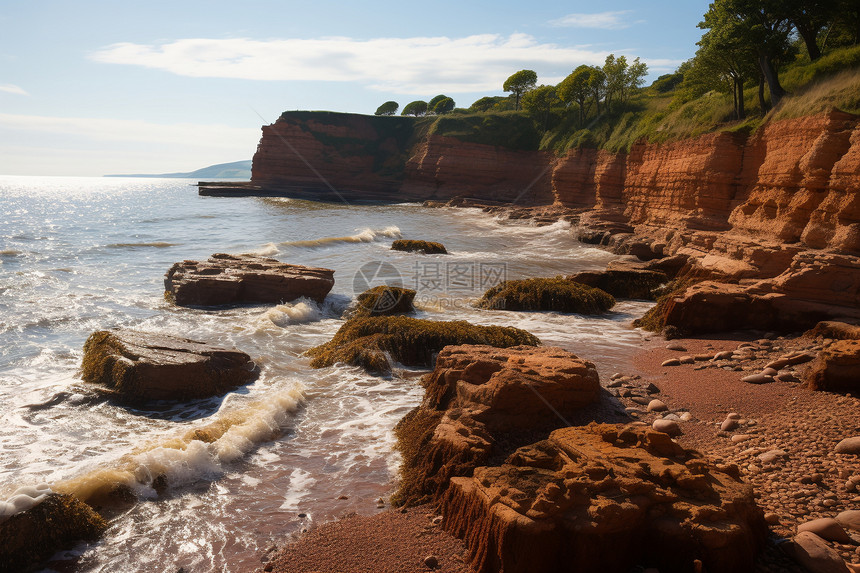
[680,0,860,120]
[374,94,456,116]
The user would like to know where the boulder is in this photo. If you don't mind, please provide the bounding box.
[478,277,615,314]
[806,321,860,341]
[791,531,852,573]
[394,345,599,507]
[348,286,416,318]
[307,316,540,373]
[0,494,106,572]
[797,518,854,543]
[835,437,860,455]
[566,269,667,300]
[442,423,767,573]
[82,330,259,402]
[391,239,447,254]
[164,253,334,306]
[805,340,860,392]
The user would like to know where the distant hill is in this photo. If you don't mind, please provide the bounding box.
[105,160,252,179]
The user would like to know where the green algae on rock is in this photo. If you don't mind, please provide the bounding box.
[348,286,416,318]
[391,239,448,254]
[306,316,540,373]
[567,268,668,300]
[478,277,615,314]
[0,494,106,573]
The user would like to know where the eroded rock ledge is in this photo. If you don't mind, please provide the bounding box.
[442,423,767,573]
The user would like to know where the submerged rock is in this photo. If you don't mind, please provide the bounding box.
[164,253,335,306]
[307,316,540,373]
[478,277,615,314]
[0,493,106,573]
[81,330,259,402]
[391,239,448,254]
[566,268,667,300]
[348,286,416,318]
[441,423,767,573]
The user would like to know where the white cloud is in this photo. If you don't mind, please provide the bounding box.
[0,113,258,149]
[91,34,628,95]
[0,84,28,96]
[549,11,635,30]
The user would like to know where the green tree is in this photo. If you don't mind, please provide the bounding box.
[588,66,607,115]
[469,96,501,112]
[503,69,538,111]
[520,85,557,130]
[557,65,597,126]
[374,101,399,116]
[782,0,839,60]
[401,100,428,116]
[431,96,455,114]
[602,54,627,112]
[700,0,793,107]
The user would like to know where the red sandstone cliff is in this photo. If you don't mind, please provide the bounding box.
[249,110,860,265]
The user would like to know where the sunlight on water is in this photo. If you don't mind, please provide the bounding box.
[0,176,652,572]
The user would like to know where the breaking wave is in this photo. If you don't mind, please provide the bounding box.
[280,226,401,248]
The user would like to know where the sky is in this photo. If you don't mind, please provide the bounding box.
[0,1,709,176]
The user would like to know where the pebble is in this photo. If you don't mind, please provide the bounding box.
[661,358,681,367]
[679,412,693,422]
[631,396,651,406]
[666,343,686,351]
[647,399,668,412]
[721,419,739,431]
[835,437,860,455]
[606,379,624,388]
[731,434,752,443]
[764,512,781,525]
[713,350,734,360]
[797,518,854,543]
[652,419,682,437]
[726,412,741,420]
[742,373,774,384]
[760,367,778,376]
[679,356,695,364]
[836,510,860,532]
[424,555,439,569]
[765,359,790,370]
[759,449,788,464]
[792,531,852,573]
[643,382,660,394]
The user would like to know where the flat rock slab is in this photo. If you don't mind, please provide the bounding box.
[82,330,259,402]
[165,253,335,306]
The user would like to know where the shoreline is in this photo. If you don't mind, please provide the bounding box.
[259,328,860,572]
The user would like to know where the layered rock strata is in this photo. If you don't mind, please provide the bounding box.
[394,345,600,506]
[81,329,259,402]
[165,254,334,306]
[442,423,768,573]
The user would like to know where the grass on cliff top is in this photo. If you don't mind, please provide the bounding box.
[306,315,540,373]
[478,278,616,314]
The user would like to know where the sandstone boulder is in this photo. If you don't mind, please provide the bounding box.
[791,531,852,573]
[566,269,667,300]
[805,340,860,392]
[806,321,860,341]
[394,345,600,506]
[0,494,106,573]
[82,330,259,402]
[164,254,334,307]
[442,423,767,573]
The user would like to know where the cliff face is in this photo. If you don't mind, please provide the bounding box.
[250,110,860,261]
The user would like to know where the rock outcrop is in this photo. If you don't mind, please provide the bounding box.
[165,253,334,307]
[566,268,668,300]
[804,339,860,392]
[442,423,767,573]
[395,345,600,506]
[0,493,106,573]
[81,330,259,402]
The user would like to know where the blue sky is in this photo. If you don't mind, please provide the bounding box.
[0,1,708,176]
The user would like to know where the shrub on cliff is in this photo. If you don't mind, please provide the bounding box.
[306,316,540,373]
[391,239,447,254]
[478,278,615,314]
[348,286,416,318]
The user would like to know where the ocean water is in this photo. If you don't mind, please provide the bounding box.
[0,175,652,572]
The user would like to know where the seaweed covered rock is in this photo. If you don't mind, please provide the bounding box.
[394,345,599,507]
[804,339,860,392]
[165,253,335,306]
[348,286,416,318]
[82,329,259,402]
[478,277,615,314]
[307,316,540,373]
[0,493,106,573]
[391,239,448,254]
[567,269,667,300]
[442,423,767,573]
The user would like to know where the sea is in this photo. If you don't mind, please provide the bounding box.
[0,175,653,572]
